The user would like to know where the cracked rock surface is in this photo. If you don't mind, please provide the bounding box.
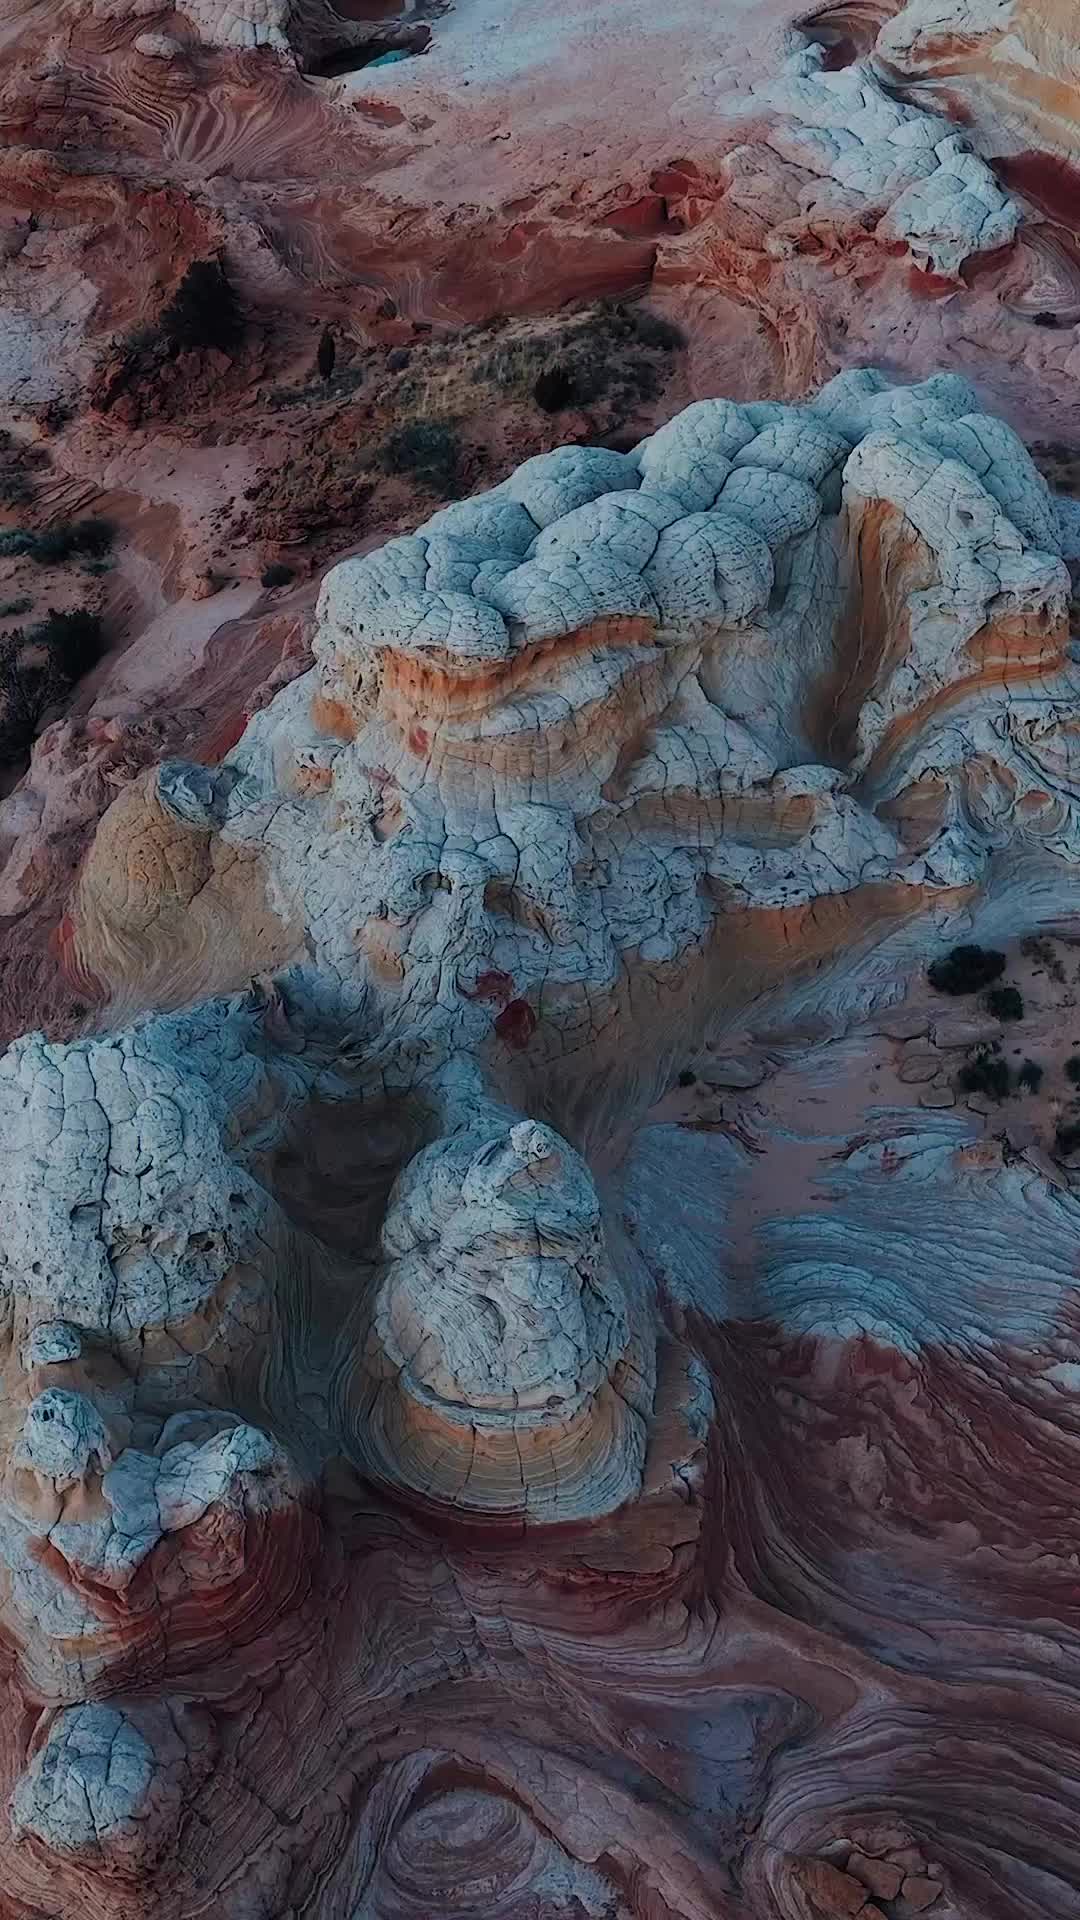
[2,367,1080,1916]
[5,0,1080,1907]
[749,39,1022,279]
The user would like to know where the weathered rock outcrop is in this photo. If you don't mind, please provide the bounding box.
[3,374,1080,1915]
[747,36,1022,277]
[69,372,1074,1047]
[873,0,1080,182]
[3,7,1080,1919]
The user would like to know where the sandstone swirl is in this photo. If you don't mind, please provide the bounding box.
[2,376,1080,1914]
[872,0,1080,177]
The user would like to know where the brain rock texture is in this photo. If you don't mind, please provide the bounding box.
[4,373,1080,1916]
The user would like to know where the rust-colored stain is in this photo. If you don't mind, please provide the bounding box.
[494,998,537,1048]
[467,970,514,1003]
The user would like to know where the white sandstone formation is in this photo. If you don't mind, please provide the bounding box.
[355,1117,651,1518]
[0,995,328,1699]
[11,1700,213,1872]
[0,999,295,1345]
[129,367,1069,1070]
[88,0,413,65]
[4,371,1080,1911]
[180,0,291,52]
[20,365,1080,1546]
[90,0,294,53]
[739,39,1022,277]
[872,0,1080,173]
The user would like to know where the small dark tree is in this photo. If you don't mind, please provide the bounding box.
[533,363,584,413]
[317,327,336,382]
[985,985,1024,1021]
[31,608,105,680]
[0,432,39,507]
[957,1049,1011,1101]
[1016,1059,1044,1093]
[260,563,294,589]
[928,944,1006,996]
[162,259,243,353]
[0,608,103,759]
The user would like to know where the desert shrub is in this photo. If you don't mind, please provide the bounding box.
[928,944,1006,996]
[957,1048,1011,1101]
[0,597,31,617]
[1065,1055,1080,1085]
[162,259,243,353]
[628,306,685,351]
[985,985,1023,1021]
[1056,1119,1080,1156]
[478,300,683,420]
[532,362,589,414]
[0,466,32,506]
[0,608,103,759]
[0,431,48,508]
[317,328,336,381]
[377,419,462,493]
[38,518,114,564]
[28,608,104,678]
[1016,1058,1044,1093]
[260,562,295,589]
[0,518,115,566]
[526,335,622,412]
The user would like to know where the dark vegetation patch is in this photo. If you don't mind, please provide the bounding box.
[957,1047,1011,1101]
[376,419,463,494]
[985,985,1024,1021]
[1016,1058,1043,1093]
[93,258,247,424]
[260,562,295,589]
[476,299,685,418]
[161,258,244,354]
[95,295,687,568]
[0,431,50,509]
[0,518,115,567]
[532,364,580,413]
[0,609,104,760]
[317,328,336,381]
[627,307,685,352]
[305,298,689,533]
[928,944,1006,995]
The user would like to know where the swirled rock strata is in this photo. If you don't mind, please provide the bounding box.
[3,373,1080,1917]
